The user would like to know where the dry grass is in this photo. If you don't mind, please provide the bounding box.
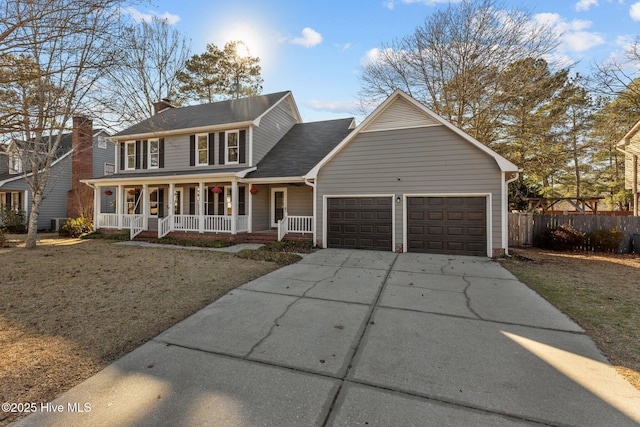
[0,234,280,426]
[501,248,640,391]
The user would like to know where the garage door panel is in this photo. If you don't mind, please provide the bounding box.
[407,196,487,256]
[327,197,392,251]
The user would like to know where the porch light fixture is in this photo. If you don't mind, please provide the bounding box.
[249,187,259,195]
[211,186,222,194]
[396,196,401,203]
[104,190,113,196]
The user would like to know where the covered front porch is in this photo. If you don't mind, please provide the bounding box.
[90,178,314,241]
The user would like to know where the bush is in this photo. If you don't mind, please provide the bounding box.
[151,237,233,248]
[586,229,623,253]
[0,206,26,233]
[60,217,93,237]
[81,231,130,241]
[535,225,585,251]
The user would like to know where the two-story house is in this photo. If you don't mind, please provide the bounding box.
[0,116,114,230]
[618,120,640,216]
[86,90,519,257]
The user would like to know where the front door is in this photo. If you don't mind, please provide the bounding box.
[271,187,287,227]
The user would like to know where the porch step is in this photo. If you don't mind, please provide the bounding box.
[132,231,157,242]
[242,232,279,244]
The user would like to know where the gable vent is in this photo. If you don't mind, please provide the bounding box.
[363,96,440,133]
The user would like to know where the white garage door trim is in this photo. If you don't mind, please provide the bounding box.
[323,194,396,251]
[402,193,492,257]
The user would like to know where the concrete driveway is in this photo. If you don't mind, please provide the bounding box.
[16,249,640,426]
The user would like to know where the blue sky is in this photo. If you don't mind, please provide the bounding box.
[132,0,640,123]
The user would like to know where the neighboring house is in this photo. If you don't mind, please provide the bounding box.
[85,90,519,257]
[0,116,114,230]
[618,121,640,216]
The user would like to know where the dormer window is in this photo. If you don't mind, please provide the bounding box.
[9,152,22,174]
[226,130,239,164]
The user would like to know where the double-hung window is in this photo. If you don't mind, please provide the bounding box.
[197,134,208,166]
[125,141,136,170]
[148,139,160,169]
[9,153,22,174]
[226,130,239,164]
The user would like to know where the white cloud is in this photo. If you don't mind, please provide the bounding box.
[306,99,358,114]
[630,2,640,21]
[335,42,352,51]
[384,0,460,8]
[123,7,180,25]
[290,27,323,48]
[532,13,604,53]
[575,0,598,11]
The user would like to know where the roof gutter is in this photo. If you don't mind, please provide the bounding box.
[110,121,255,142]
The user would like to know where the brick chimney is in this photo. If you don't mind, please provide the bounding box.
[153,97,174,115]
[67,116,94,218]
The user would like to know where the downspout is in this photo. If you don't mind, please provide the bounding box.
[304,177,316,245]
[503,171,520,256]
[616,146,638,216]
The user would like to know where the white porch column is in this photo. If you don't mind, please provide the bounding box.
[94,186,101,231]
[142,184,149,229]
[231,180,238,234]
[198,181,205,233]
[117,185,123,229]
[168,183,175,216]
[248,183,253,233]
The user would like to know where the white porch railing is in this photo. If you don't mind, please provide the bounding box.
[97,213,119,228]
[237,215,249,232]
[99,213,249,235]
[204,215,232,232]
[158,215,172,238]
[96,214,140,230]
[278,215,313,241]
[130,215,144,240]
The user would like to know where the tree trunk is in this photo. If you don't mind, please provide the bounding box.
[25,190,43,249]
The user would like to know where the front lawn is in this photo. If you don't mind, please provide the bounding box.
[501,248,640,391]
[0,234,282,426]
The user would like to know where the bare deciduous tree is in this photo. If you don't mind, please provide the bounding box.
[96,15,191,127]
[0,0,135,248]
[359,0,559,145]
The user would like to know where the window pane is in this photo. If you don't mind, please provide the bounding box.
[127,143,135,155]
[228,148,238,162]
[127,156,135,169]
[198,135,208,149]
[199,150,208,164]
[227,132,238,147]
[150,154,159,167]
[150,140,159,153]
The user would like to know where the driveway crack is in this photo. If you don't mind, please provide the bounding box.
[462,276,483,320]
[244,296,301,359]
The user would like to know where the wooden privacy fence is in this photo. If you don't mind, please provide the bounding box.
[509,213,640,253]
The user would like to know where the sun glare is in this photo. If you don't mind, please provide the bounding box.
[218,22,267,61]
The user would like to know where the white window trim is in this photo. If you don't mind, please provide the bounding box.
[148,138,160,169]
[226,130,240,164]
[196,133,209,167]
[9,152,22,174]
[125,141,136,171]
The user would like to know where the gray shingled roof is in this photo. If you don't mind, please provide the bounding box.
[114,91,291,137]
[248,118,354,179]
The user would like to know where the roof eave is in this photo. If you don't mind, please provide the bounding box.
[111,121,255,142]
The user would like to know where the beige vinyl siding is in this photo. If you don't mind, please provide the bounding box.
[252,100,298,164]
[251,184,270,231]
[624,136,640,190]
[316,126,503,251]
[362,97,439,132]
[286,185,313,216]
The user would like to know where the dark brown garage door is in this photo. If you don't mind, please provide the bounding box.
[327,197,392,251]
[407,196,487,256]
